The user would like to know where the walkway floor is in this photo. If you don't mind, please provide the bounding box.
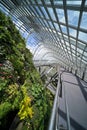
[59,70,87,130]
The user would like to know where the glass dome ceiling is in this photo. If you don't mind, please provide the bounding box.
[0,0,87,81]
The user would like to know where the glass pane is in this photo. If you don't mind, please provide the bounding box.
[47,7,56,21]
[72,49,75,53]
[78,31,87,42]
[71,44,75,50]
[37,0,42,4]
[0,3,9,15]
[23,32,28,38]
[45,0,51,4]
[85,0,87,6]
[84,51,87,57]
[35,17,41,24]
[35,6,43,17]
[85,48,87,52]
[77,41,85,50]
[16,20,23,27]
[67,10,79,26]
[30,6,38,17]
[48,21,54,29]
[40,7,49,19]
[67,0,81,5]
[67,47,70,51]
[81,59,86,64]
[38,18,44,26]
[83,56,87,61]
[66,41,70,46]
[69,28,77,37]
[26,0,30,4]
[70,38,76,46]
[61,25,67,34]
[80,12,87,29]
[56,9,65,23]
[77,48,83,54]
[54,23,60,31]
[31,0,35,4]
[54,0,63,5]
[43,19,49,27]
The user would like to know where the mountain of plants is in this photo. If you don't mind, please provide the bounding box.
[0,11,53,130]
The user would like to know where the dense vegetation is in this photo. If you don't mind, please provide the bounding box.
[0,11,53,130]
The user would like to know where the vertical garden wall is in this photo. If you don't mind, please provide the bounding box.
[0,11,53,130]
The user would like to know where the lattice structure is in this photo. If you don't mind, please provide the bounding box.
[0,0,87,81]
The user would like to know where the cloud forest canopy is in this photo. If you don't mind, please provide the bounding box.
[0,11,53,130]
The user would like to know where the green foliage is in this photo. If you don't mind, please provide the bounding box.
[0,78,7,91]
[0,11,53,130]
[0,102,12,119]
[18,97,33,120]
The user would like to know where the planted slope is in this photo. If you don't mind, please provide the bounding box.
[0,11,53,130]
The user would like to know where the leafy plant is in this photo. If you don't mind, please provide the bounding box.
[0,11,53,130]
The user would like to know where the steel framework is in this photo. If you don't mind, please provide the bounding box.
[0,0,87,81]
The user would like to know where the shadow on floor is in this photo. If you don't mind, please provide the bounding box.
[59,108,87,130]
[76,76,87,102]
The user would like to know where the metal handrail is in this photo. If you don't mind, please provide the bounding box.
[48,71,60,130]
[64,83,71,130]
[48,69,71,130]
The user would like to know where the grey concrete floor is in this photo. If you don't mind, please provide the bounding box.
[58,70,87,130]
